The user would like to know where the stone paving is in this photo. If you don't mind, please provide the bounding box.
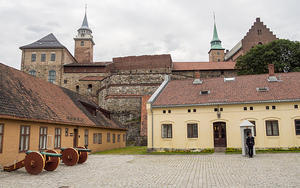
[0,153,299,188]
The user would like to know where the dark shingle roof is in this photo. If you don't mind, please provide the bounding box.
[20,33,65,49]
[152,72,300,107]
[0,62,125,130]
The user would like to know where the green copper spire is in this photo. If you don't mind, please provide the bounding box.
[210,15,224,50]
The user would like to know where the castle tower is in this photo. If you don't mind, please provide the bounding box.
[208,16,225,62]
[74,8,95,63]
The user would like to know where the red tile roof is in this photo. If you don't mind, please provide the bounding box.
[152,72,300,107]
[0,63,125,130]
[79,76,106,81]
[172,61,236,71]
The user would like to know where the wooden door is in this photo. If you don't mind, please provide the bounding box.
[73,128,78,147]
[213,122,227,147]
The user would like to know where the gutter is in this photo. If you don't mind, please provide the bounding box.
[152,98,300,108]
[148,75,170,149]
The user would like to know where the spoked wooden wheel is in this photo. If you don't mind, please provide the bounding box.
[44,150,60,171]
[24,152,45,175]
[61,148,79,166]
[77,147,88,164]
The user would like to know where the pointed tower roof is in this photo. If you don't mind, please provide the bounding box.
[78,8,92,32]
[210,17,224,50]
[20,33,65,49]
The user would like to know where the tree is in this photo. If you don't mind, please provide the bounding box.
[235,39,300,75]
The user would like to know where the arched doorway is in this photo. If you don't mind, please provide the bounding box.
[213,122,227,147]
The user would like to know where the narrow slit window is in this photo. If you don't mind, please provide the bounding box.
[0,124,3,153]
[39,127,47,150]
[54,128,61,148]
[19,126,30,152]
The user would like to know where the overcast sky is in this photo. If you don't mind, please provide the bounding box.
[0,0,299,69]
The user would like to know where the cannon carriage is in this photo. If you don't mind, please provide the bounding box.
[3,147,91,175]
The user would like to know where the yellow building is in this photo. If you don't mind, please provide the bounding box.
[147,65,300,151]
[0,63,126,167]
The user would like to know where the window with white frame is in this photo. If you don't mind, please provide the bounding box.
[19,125,30,152]
[54,128,61,148]
[98,133,102,144]
[39,127,47,149]
[84,129,88,146]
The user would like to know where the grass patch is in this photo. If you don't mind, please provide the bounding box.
[151,148,214,155]
[93,146,148,155]
[225,148,242,154]
[256,147,300,153]
[93,147,214,155]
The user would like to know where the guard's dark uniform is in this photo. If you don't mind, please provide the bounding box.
[246,136,255,157]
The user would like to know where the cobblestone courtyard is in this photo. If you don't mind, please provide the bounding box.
[1,153,299,187]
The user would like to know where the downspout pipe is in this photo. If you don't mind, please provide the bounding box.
[148,75,170,149]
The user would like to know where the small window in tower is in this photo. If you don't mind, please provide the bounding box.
[31,53,36,62]
[88,84,92,93]
[64,80,67,84]
[217,59,220,62]
[81,41,84,46]
[76,85,80,93]
[48,70,56,83]
[51,53,56,61]
[41,54,46,62]
[29,70,36,76]
[217,51,220,55]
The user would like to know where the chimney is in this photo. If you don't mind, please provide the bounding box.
[268,64,275,76]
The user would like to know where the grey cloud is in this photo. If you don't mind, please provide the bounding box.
[0,0,299,69]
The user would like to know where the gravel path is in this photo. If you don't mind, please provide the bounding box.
[0,153,299,187]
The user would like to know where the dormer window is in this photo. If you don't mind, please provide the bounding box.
[224,77,235,82]
[200,90,210,95]
[256,87,269,92]
[267,76,280,82]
